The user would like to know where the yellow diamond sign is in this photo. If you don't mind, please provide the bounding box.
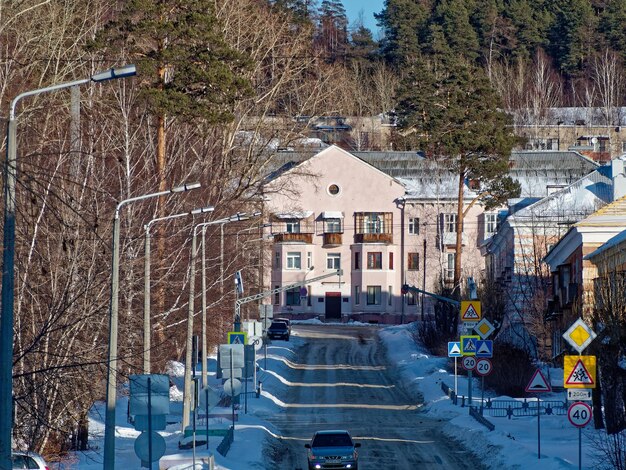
[562,319,596,354]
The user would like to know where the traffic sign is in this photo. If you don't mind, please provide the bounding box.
[474,318,495,339]
[134,431,166,463]
[475,358,493,376]
[567,389,592,402]
[475,340,493,358]
[564,355,596,389]
[219,344,245,369]
[568,402,592,428]
[525,369,552,393]
[563,318,596,354]
[448,342,462,357]
[224,378,242,397]
[460,301,481,322]
[460,335,479,356]
[227,331,247,345]
[462,356,477,371]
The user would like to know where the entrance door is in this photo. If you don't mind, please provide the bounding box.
[325,292,342,320]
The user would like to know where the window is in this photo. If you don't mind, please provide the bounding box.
[388,285,392,306]
[445,253,455,279]
[325,218,342,233]
[274,286,280,305]
[485,213,497,237]
[408,218,420,235]
[367,286,382,305]
[389,252,394,270]
[354,285,360,305]
[327,253,341,269]
[408,252,419,271]
[274,251,281,268]
[354,252,360,270]
[286,287,300,306]
[365,213,384,233]
[407,292,417,305]
[444,214,456,233]
[286,220,300,233]
[307,251,313,269]
[287,252,301,269]
[367,252,382,269]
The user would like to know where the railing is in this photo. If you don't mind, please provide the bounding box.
[217,425,234,456]
[273,233,313,243]
[323,232,342,246]
[354,233,393,244]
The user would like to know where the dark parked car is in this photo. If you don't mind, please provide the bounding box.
[274,317,291,335]
[305,430,360,470]
[267,320,290,341]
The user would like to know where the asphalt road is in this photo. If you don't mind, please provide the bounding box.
[260,324,486,470]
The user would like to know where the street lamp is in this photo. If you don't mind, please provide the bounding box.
[143,206,214,374]
[104,182,201,470]
[182,211,258,431]
[0,64,136,469]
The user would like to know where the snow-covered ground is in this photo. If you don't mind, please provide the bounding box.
[63,320,607,469]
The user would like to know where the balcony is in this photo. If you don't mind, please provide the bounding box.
[354,233,393,244]
[273,232,313,244]
[323,232,343,246]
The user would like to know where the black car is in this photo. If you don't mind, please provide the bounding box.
[267,321,290,341]
[305,430,360,470]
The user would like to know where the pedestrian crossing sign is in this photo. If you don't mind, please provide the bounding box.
[460,335,480,356]
[227,332,248,345]
[564,355,596,389]
[460,301,482,322]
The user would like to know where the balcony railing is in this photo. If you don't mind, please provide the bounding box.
[273,232,313,244]
[354,233,393,244]
[323,232,343,246]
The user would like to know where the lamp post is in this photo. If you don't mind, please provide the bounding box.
[104,182,201,470]
[182,212,258,431]
[0,64,137,469]
[143,206,214,374]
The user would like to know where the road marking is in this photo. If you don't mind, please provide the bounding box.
[263,370,395,388]
[267,356,387,371]
[234,426,435,445]
[261,391,421,410]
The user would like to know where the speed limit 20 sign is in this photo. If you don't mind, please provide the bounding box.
[567,401,592,428]
[475,358,493,376]
[462,356,477,371]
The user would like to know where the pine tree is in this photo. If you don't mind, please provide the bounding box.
[395,53,520,293]
[317,0,349,61]
[376,0,430,66]
[600,0,626,63]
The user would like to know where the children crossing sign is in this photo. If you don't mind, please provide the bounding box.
[564,355,596,389]
[460,301,481,322]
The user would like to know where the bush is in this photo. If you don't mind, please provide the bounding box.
[589,429,626,470]
[486,341,535,396]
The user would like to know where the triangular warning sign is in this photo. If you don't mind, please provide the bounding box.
[449,344,461,355]
[462,304,479,320]
[477,342,491,355]
[566,359,595,386]
[525,369,551,393]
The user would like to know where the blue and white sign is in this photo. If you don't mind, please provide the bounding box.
[448,341,462,357]
[460,335,479,356]
[475,340,493,358]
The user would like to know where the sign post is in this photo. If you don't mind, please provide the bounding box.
[525,369,552,460]
[448,342,462,395]
[474,358,492,413]
[568,401,592,470]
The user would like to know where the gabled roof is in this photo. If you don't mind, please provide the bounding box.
[509,165,612,221]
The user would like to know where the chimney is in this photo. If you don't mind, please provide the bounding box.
[612,157,626,201]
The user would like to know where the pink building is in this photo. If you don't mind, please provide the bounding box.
[262,146,488,323]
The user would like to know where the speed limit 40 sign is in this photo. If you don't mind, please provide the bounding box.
[475,358,493,376]
[568,401,592,428]
[462,356,477,371]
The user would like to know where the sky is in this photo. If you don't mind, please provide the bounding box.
[342,0,385,36]
[69,319,601,470]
